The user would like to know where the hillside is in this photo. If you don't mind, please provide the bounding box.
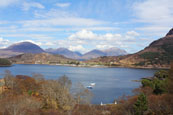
[6,42,45,53]
[9,53,77,65]
[0,42,45,58]
[0,50,22,58]
[86,28,173,68]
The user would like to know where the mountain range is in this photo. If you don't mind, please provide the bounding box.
[45,48,82,59]
[46,47,127,60]
[0,42,127,60]
[87,28,173,68]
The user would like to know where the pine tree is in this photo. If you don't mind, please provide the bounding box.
[133,93,148,115]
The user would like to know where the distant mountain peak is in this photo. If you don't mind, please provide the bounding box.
[45,47,82,59]
[102,47,127,56]
[6,42,44,54]
[166,28,173,36]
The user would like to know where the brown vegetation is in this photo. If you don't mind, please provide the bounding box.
[0,66,173,115]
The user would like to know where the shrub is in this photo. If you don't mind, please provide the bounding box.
[141,79,154,88]
[0,58,11,66]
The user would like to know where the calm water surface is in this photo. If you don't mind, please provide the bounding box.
[0,64,157,104]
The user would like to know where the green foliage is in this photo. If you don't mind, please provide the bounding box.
[141,79,154,88]
[153,79,167,94]
[0,58,12,66]
[133,93,148,115]
[141,70,169,95]
[134,61,145,66]
[167,62,173,94]
[162,44,173,55]
[139,51,173,65]
[154,70,169,79]
[67,61,80,65]
[28,90,32,96]
[140,52,160,60]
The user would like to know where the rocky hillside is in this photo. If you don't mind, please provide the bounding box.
[0,50,22,58]
[86,28,173,68]
[9,53,76,65]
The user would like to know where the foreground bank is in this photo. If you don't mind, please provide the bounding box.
[0,63,172,114]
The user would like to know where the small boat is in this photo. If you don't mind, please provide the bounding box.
[90,82,96,86]
[86,86,93,89]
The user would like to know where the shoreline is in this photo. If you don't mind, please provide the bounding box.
[0,65,12,67]
[12,63,170,69]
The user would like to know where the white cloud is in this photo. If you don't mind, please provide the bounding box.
[44,42,55,46]
[17,40,42,46]
[0,37,9,45]
[134,0,173,24]
[96,44,113,49]
[69,45,86,53]
[68,29,123,41]
[69,29,97,40]
[22,2,45,11]
[64,29,142,53]
[27,9,107,27]
[56,2,71,8]
[21,17,106,27]
[0,0,19,7]
[1,34,55,45]
[0,21,9,25]
[126,31,139,37]
[0,29,144,53]
[0,37,10,48]
[133,0,173,36]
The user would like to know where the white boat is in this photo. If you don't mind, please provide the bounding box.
[90,82,96,86]
[86,86,93,89]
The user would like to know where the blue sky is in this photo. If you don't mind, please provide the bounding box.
[0,0,172,53]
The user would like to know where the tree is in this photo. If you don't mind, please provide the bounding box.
[0,58,12,66]
[0,95,42,115]
[154,70,169,80]
[153,79,167,94]
[40,76,75,111]
[167,61,173,94]
[141,70,169,95]
[141,79,154,88]
[4,70,15,89]
[133,93,148,115]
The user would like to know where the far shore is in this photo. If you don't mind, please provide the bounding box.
[10,63,170,69]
